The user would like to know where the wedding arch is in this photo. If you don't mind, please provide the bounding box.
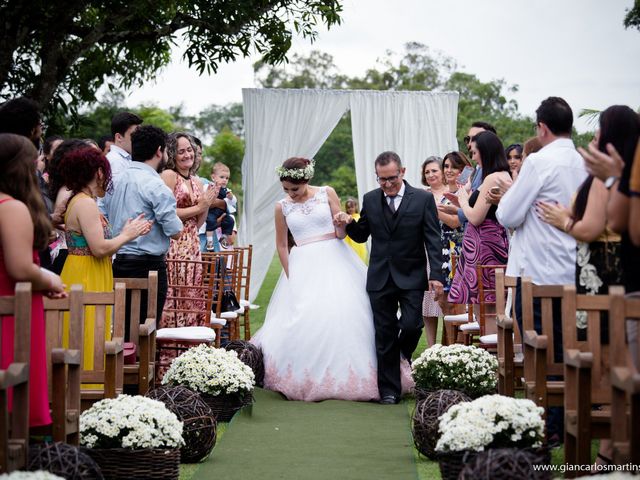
[238,88,460,300]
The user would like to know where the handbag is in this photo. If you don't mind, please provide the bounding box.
[221,290,241,312]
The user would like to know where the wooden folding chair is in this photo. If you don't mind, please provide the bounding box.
[495,269,521,397]
[563,285,618,471]
[234,245,255,340]
[473,263,505,350]
[44,284,83,444]
[113,271,158,395]
[156,258,217,381]
[203,249,242,343]
[0,283,31,473]
[610,291,640,465]
[443,254,475,345]
[521,278,566,419]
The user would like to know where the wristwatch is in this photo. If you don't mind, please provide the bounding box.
[604,176,619,190]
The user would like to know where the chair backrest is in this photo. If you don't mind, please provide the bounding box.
[495,269,521,342]
[235,245,253,303]
[0,283,31,473]
[44,285,84,397]
[113,271,158,347]
[562,284,621,403]
[521,278,565,376]
[164,259,215,327]
[476,264,505,336]
[203,250,241,318]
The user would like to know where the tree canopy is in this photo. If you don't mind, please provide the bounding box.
[0,0,343,119]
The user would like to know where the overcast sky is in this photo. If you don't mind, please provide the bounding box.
[124,0,640,133]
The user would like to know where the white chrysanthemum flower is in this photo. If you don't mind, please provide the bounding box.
[0,473,65,480]
[435,394,545,453]
[79,395,184,449]
[162,344,255,396]
[411,344,498,396]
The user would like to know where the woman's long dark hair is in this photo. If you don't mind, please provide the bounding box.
[573,105,640,222]
[0,133,53,250]
[473,131,510,179]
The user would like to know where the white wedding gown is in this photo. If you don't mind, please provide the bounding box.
[252,187,412,402]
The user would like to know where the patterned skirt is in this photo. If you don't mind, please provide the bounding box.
[448,219,509,304]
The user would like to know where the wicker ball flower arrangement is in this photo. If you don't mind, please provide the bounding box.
[412,344,498,398]
[146,385,217,463]
[411,389,470,459]
[435,394,545,480]
[162,344,255,422]
[28,442,103,479]
[459,447,551,480]
[225,340,264,387]
[79,395,184,479]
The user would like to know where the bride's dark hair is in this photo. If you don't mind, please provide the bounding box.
[279,157,313,184]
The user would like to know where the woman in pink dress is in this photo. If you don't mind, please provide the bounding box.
[159,134,216,368]
[0,133,67,428]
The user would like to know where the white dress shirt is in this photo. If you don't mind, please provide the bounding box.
[384,182,405,211]
[106,144,132,181]
[496,138,587,285]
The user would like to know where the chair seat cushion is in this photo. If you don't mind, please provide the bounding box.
[220,311,238,319]
[211,317,228,326]
[443,313,469,323]
[156,326,216,341]
[460,321,479,332]
[239,299,260,310]
[480,333,498,345]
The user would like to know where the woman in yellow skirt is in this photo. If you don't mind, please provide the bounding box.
[343,197,368,264]
[57,146,151,388]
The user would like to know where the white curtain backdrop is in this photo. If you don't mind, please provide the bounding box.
[350,90,459,199]
[239,88,459,302]
[239,89,350,300]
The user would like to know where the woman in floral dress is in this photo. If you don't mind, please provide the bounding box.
[160,133,216,366]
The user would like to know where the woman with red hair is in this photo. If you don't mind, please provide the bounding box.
[58,147,150,384]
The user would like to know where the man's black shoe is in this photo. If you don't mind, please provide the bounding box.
[379,395,399,405]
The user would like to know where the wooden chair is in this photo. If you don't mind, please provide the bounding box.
[113,271,158,395]
[234,245,256,340]
[0,283,31,473]
[521,278,566,418]
[610,291,640,465]
[203,249,242,343]
[43,284,83,444]
[61,284,126,411]
[473,263,506,350]
[495,269,521,397]
[443,254,475,345]
[156,258,217,381]
[563,285,619,470]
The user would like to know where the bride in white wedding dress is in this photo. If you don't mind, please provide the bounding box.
[251,157,412,402]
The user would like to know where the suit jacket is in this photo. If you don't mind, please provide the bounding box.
[346,181,444,292]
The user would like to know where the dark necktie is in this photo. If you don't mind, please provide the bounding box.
[387,195,396,213]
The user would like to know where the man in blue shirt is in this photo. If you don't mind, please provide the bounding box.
[108,125,183,337]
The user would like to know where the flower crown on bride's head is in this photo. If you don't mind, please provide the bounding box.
[275,159,315,181]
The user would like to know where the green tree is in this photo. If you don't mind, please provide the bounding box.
[202,126,244,197]
[625,0,640,30]
[0,0,343,120]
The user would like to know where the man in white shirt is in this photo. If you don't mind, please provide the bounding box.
[100,111,143,216]
[496,96,587,443]
[106,111,143,180]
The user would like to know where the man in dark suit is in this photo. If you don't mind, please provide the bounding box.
[334,151,444,404]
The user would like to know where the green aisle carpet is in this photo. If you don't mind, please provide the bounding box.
[190,388,418,480]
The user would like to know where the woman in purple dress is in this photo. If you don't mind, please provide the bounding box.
[448,131,511,304]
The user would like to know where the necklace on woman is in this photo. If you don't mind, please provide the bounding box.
[176,170,190,181]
